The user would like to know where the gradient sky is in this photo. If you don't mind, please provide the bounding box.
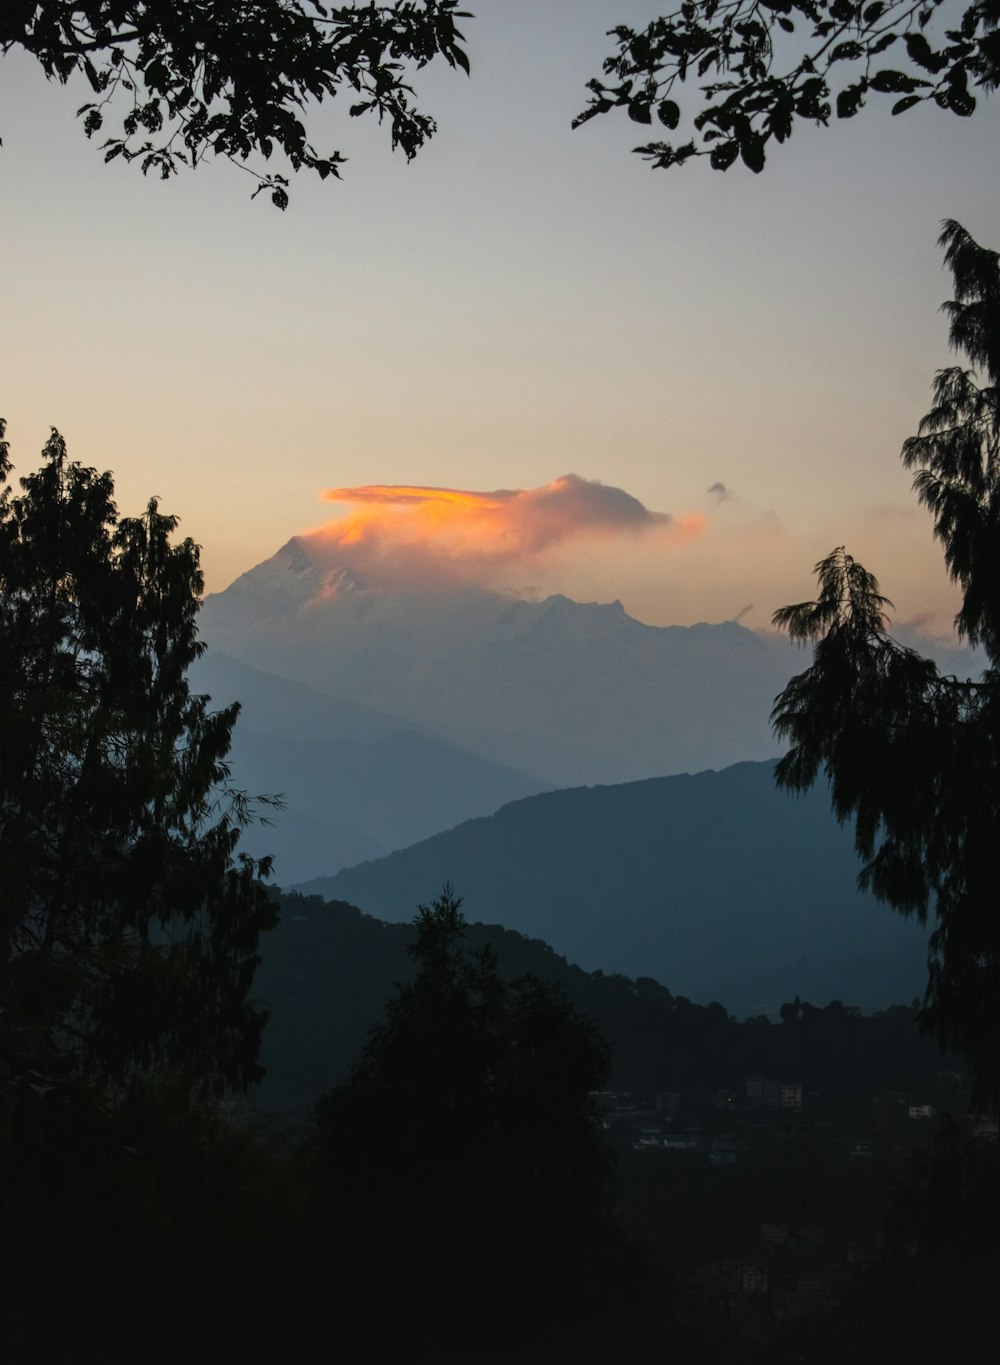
[2,1,998,634]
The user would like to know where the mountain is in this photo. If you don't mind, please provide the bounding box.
[199,536,804,787]
[294,761,929,1018]
[188,651,550,884]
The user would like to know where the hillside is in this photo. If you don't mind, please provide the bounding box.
[254,891,943,1115]
[294,760,929,1017]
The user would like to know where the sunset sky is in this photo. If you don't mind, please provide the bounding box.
[2,1,998,635]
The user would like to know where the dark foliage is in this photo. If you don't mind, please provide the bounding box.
[771,222,1000,1106]
[791,1122,1000,1362]
[306,888,668,1355]
[0,1074,303,1357]
[0,423,277,1098]
[259,892,948,1115]
[575,1,1000,175]
[1,1,471,205]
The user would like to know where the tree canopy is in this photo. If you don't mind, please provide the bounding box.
[0,422,277,1098]
[1,1,471,206]
[307,887,625,1351]
[9,4,996,200]
[575,1,1000,175]
[770,220,1000,1106]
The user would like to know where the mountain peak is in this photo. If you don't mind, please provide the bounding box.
[201,541,800,786]
[205,535,368,618]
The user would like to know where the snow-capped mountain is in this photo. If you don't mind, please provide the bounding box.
[200,535,802,788]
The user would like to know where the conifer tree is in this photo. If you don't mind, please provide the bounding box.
[0,423,277,1097]
[308,887,622,1351]
[771,221,1000,1106]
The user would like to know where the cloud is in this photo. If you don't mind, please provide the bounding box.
[307,473,705,593]
[706,481,732,503]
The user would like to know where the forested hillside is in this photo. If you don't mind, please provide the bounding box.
[296,760,929,1015]
[256,890,945,1114]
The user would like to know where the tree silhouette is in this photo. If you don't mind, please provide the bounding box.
[1,1,471,206]
[308,886,629,1352]
[0,422,277,1098]
[770,221,1000,1106]
[575,2,1000,175]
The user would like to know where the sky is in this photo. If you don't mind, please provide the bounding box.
[2,1,998,635]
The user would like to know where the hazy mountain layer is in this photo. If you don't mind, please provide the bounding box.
[200,537,804,787]
[295,761,929,1017]
[189,652,549,884]
[256,892,944,1114]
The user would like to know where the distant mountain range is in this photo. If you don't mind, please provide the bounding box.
[188,651,549,884]
[295,761,929,1019]
[199,535,980,921]
[199,535,804,789]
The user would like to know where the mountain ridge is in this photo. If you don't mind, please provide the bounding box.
[293,760,929,1018]
[189,650,550,884]
[200,537,802,787]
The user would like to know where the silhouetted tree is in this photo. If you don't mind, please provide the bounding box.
[575,2,1000,175]
[0,422,277,1098]
[308,886,641,1353]
[1,1,471,206]
[770,221,1000,1106]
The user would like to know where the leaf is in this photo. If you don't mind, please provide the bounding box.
[628,100,653,124]
[836,83,866,119]
[739,132,766,173]
[904,32,949,72]
[271,187,289,210]
[82,57,102,92]
[709,139,740,170]
[869,69,925,93]
[657,99,680,129]
[945,86,976,116]
[698,52,717,78]
[892,95,922,115]
[145,58,168,89]
[769,99,793,142]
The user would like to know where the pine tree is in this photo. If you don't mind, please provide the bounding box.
[771,221,1000,1107]
[0,423,277,1098]
[308,887,623,1352]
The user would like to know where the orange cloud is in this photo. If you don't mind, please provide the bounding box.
[306,474,704,593]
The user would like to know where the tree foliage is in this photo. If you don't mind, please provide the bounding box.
[312,885,614,1225]
[1,1,471,206]
[575,1,1000,175]
[308,886,625,1350]
[770,221,1000,1106]
[0,423,277,1097]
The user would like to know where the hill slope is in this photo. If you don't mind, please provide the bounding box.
[255,891,943,1114]
[295,761,928,1016]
